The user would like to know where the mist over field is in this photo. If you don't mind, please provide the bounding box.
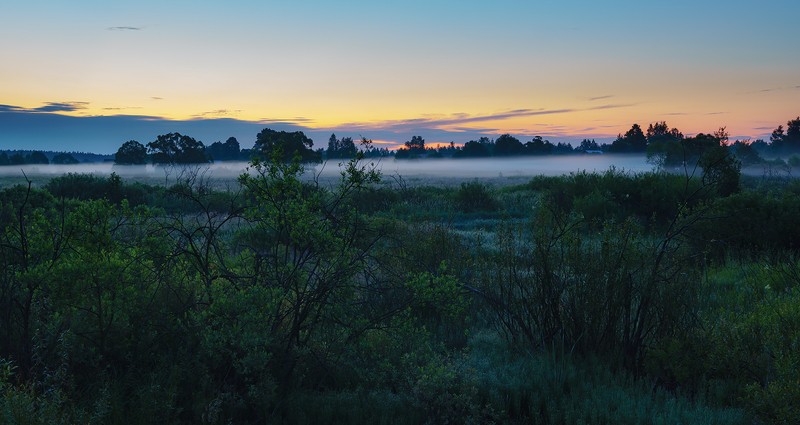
[0,154,656,184]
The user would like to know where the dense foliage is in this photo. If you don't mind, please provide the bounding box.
[2,152,800,423]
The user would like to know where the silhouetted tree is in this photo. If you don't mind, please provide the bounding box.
[524,136,554,155]
[207,137,240,161]
[326,134,358,159]
[494,134,523,155]
[0,152,8,166]
[730,141,762,166]
[404,136,426,153]
[578,139,600,152]
[770,117,800,153]
[253,128,321,163]
[114,140,148,165]
[147,135,179,164]
[395,135,427,159]
[9,153,25,165]
[646,122,684,144]
[147,133,209,164]
[27,151,49,164]
[51,153,79,165]
[457,139,491,157]
[553,142,574,154]
[175,134,209,163]
[699,144,741,196]
[609,124,647,152]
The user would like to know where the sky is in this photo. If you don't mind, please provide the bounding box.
[1,0,799,153]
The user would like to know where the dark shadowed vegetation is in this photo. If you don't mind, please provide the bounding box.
[2,119,800,423]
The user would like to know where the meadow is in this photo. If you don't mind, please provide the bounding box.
[1,155,799,424]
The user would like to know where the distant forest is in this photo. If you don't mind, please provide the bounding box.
[3,116,799,170]
[109,116,800,169]
[0,150,112,166]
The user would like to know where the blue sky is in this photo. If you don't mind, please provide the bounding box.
[1,0,798,153]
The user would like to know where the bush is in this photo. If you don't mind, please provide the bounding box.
[455,182,499,213]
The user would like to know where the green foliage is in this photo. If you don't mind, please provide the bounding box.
[524,168,705,226]
[2,159,800,423]
[698,145,741,196]
[114,140,147,165]
[609,123,647,152]
[253,128,321,163]
[51,153,79,165]
[455,181,499,213]
[147,133,209,164]
[326,133,358,159]
[207,136,241,161]
[475,206,700,371]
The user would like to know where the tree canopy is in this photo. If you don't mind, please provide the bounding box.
[253,128,320,163]
[207,137,241,161]
[147,133,209,164]
[326,133,358,159]
[770,117,800,153]
[494,134,524,156]
[609,124,647,152]
[114,140,148,165]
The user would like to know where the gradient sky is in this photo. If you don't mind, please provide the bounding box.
[1,0,799,153]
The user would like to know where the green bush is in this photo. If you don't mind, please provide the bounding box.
[455,181,499,213]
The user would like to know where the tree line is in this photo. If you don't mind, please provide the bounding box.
[0,151,81,166]
[111,116,800,167]
[113,130,393,165]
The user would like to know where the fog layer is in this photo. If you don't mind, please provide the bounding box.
[0,155,655,182]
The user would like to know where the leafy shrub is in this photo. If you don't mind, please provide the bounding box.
[455,181,499,213]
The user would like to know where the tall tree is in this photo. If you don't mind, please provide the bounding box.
[27,151,49,164]
[578,139,600,152]
[175,134,209,163]
[404,136,426,153]
[494,134,523,155]
[524,136,554,155]
[52,153,79,164]
[771,117,800,153]
[253,128,320,163]
[114,140,148,165]
[610,124,647,152]
[207,137,240,161]
[646,121,683,144]
[147,133,209,164]
[326,134,358,159]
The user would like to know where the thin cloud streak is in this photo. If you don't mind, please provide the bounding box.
[335,104,635,134]
[107,26,141,31]
[192,109,243,118]
[0,101,89,113]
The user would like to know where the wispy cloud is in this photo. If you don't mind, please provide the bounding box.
[151,97,163,100]
[748,85,800,94]
[102,106,143,111]
[192,109,243,118]
[108,26,142,31]
[334,104,635,134]
[258,117,316,126]
[0,101,89,113]
[0,104,25,112]
[35,101,89,112]
[587,95,614,101]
